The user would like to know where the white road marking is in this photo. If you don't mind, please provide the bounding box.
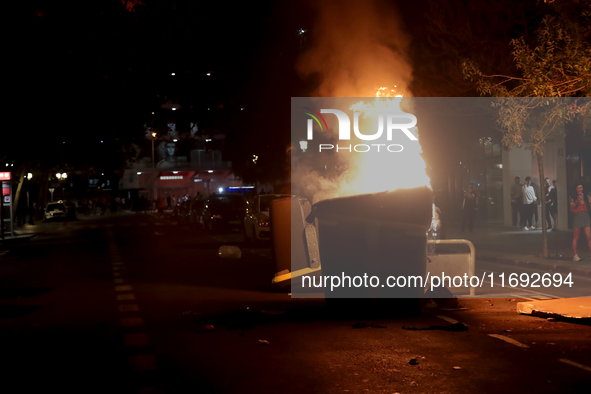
[559,359,591,373]
[511,294,537,301]
[488,334,529,348]
[435,315,459,324]
[108,230,157,373]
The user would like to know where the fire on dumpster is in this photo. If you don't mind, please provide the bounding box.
[282,93,435,306]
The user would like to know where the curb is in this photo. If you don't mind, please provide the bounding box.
[477,253,591,278]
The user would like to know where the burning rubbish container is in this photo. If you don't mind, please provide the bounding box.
[311,186,433,303]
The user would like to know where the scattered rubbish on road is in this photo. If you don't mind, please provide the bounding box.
[408,359,419,365]
[547,317,557,321]
[258,339,270,345]
[204,325,215,332]
[504,329,512,333]
[440,307,469,311]
[352,322,387,329]
[218,245,242,258]
[402,322,468,332]
[153,231,163,235]
[453,366,461,370]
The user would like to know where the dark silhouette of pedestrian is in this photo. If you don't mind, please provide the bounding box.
[461,182,479,232]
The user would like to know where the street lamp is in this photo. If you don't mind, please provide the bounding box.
[55,172,68,199]
[151,132,157,168]
[27,173,32,180]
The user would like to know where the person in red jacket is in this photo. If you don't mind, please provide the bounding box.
[570,183,591,261]
[157,198,165,214]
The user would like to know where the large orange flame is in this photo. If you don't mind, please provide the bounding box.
[329,88,431,198]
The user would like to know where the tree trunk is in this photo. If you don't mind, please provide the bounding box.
[537,153,548,257]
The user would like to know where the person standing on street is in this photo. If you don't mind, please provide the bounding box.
[550,179,558,231]
[545,178,556,230]
[570,183,591,261]
[461,182,479,233]
[510,176,523,227]
[531,179,541,227]
[522,176,537,230]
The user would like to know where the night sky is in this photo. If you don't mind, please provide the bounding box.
[11,0,538,176]
[12,1,318,169]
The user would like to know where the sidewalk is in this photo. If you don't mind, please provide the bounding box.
[1,210,139,241]
[445,223,591,278]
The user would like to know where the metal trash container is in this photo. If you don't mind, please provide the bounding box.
[311,186,433,302]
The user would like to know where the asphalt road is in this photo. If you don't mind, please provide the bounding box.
[0,213,590,393]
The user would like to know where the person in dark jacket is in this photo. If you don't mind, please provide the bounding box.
[461,182,479,232]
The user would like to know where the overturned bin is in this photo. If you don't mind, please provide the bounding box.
[310,186,433,311]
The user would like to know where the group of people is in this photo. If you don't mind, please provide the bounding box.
[510,175,591,261]
[510,176,558,231]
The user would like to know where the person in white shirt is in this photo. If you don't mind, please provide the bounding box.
[522,176,537,230]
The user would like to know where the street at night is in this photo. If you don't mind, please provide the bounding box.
[1,213,590,393]
[7,1,591,393]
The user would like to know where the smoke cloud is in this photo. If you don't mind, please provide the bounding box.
[293,0,419,203]
[296,0,413,97]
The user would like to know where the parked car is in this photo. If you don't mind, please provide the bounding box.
[201,193,248,232]
[244,194,291,242]
[44,201,68,222]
